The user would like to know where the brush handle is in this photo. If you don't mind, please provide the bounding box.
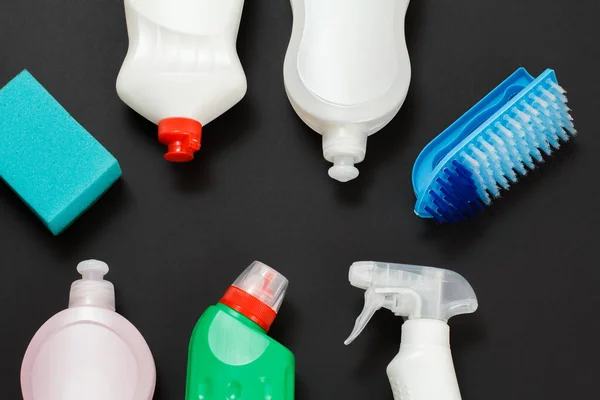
[387,319,462,400]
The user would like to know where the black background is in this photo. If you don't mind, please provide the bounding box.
[1,1,599,399]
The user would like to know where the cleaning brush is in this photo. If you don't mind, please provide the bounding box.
[412,67,576,223]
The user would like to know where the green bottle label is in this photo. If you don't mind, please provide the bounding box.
[185,303,295,399]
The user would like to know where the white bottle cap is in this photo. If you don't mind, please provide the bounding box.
[322,126,367,183]
[69,260,116,311]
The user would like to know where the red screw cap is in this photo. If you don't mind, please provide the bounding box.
[219,261,289,332]
[158,118,202,162]
[220,286,277,332]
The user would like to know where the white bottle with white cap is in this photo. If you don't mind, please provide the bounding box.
[284,0,412,182]
[21,260,156,400]
[345,261,478,400]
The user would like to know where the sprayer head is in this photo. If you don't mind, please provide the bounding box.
[344,262,478,345]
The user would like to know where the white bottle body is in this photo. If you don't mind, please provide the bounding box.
[116,0,247,126]
[284,0,411,181]
[387,319,462,400]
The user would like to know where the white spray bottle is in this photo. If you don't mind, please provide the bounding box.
[345,262,478,400]
[284,0,411,182]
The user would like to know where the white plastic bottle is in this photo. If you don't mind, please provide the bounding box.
[345,261,478,400]
[21,260,156,400]
[284,0,411,182]
[117,0,247,162]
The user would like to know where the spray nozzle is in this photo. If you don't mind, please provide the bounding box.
[345,262,478,345]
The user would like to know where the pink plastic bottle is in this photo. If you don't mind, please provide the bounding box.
[21,260,156,400]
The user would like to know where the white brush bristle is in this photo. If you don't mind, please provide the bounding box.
[455,79,575,203]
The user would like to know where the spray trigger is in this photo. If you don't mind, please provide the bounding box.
[344,288,386,345]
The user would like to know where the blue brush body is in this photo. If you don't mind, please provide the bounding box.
[0,70,122,235]
[412,68,576,223]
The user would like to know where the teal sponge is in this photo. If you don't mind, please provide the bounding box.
[0,70,122,235]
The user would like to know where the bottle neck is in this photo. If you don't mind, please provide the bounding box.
[401,319,450,347]
[322,126,368,162]
[69,279,115,311]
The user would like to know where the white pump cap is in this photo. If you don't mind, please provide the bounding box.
[323,127,367,183]
[344,261,478,345]
[68,260,116,311]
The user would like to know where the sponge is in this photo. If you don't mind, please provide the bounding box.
[0,70,122,235]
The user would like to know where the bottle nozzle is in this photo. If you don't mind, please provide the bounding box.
[322,127,367,183]
[158,117,202,162]
[328,155,359,182]
[77,260,109,281]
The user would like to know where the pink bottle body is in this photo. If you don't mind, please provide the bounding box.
[21,260,156,400]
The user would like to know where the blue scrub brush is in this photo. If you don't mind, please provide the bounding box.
[412,68,576,223]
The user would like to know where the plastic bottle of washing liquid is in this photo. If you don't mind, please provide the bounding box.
[284,0,412,182]
[185,261,295,400]
[345,261,478,400]
[117,0,247,162]
[21,260,156,400]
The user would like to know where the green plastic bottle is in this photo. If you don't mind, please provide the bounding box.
[185,261,295,400]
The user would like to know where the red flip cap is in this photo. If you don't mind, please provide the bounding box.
[158,117,202,162]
